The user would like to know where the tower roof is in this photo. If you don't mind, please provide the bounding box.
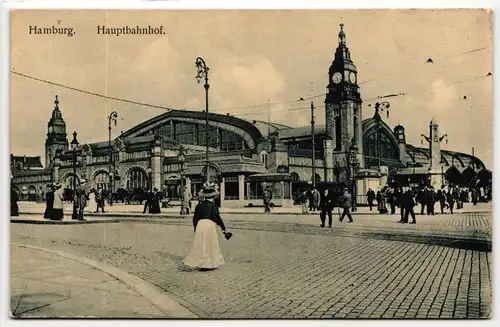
[430,116,438,125]
[48,95,66,126]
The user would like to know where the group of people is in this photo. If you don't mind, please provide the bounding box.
[365,183,486,223]
[297,187,322,214]
[41,180,88,220]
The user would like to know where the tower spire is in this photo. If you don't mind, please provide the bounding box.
[338,23,346,46]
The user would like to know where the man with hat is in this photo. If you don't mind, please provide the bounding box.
[74,179,88,220]
[338,187,354,223]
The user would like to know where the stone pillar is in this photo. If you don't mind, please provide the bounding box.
[280,181,285,201]
[428,117,442,188]
[246,182,250,200]
[220,177,226,207]
[52,166,59,183]
[379,166,389,187]
[323,139,334,182]
[151,146,162,191]
[238,175,245,201]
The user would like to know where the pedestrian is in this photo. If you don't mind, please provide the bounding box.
[396,187,405,222]
[51,183,64,220]
[11,186,19,216]
[143,189,153,214]
[262,186,272,213]
[417,185,427,215]
[150,187,162,214]
[447,185,457,214]
[299,190,309,214]
[437,185,447,214]
[183,182,229,271]
[311,187,320,212]
[95,186,106,213]
[426,187,436,215]
[388,187,396,215]
[377,187,388,214]
[319,188,333,228]
[338,188,354,223]
[366,188,375,211]
[183,185,192,215]
[471,187,478,206]
[400,186,416,224]
[74,179,88,221]
[43,184,54,219]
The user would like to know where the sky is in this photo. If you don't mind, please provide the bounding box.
[9,9,493,168]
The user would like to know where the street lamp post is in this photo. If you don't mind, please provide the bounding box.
[440,159,445,186]
[348,139,359,212]
[71,131,79,220]
[195,57,210,183]
[108,111,118,206]
[178,145,186,215]
[373,101,390,171]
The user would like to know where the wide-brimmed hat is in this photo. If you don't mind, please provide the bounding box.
[54,183,62,189]
[199,182,219,198]
[80,179,87,185]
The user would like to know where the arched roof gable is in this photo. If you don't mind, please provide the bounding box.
[120,110,264,149]
[362,117,400,157]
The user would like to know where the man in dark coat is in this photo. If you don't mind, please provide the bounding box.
[366,188,375,211]
[426,187,436,215]
[396,187,405,222]
[400,186,416,224]
[43,184,54,219]
[447,186,458,214]
[143,190,153,214]
[437,185,447,214]
[471,188,478,206]
[319,188,334,228]
[262,186,272,213]
[417,186,427,215]
[338,188,353,223]
[11,186,19,216]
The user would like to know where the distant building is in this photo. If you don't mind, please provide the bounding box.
[12,24,490,206]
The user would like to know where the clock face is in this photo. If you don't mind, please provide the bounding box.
[349,72,356,84]
[332,72,342,84]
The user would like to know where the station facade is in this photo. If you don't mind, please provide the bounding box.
[12,25,490,207]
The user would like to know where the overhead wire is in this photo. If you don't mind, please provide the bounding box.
[10,45,490,118]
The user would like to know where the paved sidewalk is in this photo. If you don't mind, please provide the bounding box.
[16,201,493,217]
[10,245,168,318]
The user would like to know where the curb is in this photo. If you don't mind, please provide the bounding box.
[12,243,198,319]
[18,209,491,219]
[10,219,123,225]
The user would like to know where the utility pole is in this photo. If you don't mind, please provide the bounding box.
[472,147,475,186]
[267,98,271,136]
[311,101,316,188]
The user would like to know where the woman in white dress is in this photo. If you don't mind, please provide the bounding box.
[183,182,228,271]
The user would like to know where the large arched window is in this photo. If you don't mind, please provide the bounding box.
[94,171,109,190]
[363,128,399,170]
[126,168,149,190]
[220,129,247,151]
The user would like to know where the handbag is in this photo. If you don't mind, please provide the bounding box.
[223,231,233,240]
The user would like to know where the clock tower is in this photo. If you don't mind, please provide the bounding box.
[45,95,69,168]
[325,23,364,171]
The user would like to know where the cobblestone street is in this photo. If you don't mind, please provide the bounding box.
[10,211,492,319]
